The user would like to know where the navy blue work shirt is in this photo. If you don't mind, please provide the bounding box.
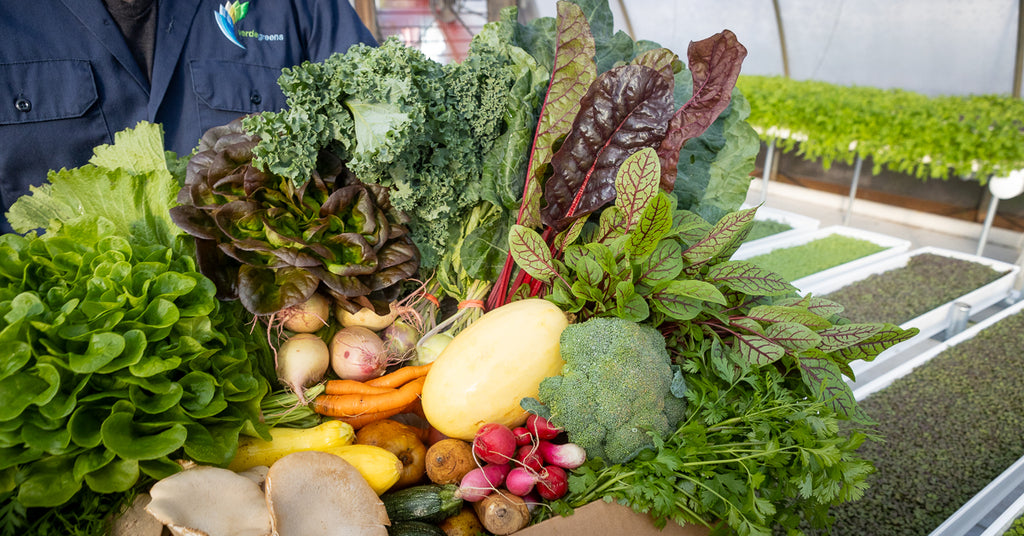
[0,0,376,233]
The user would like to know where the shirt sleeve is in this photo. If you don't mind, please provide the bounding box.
[303,0,379,62]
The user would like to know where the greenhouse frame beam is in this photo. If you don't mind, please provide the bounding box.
[772,0,790,77]
[1015,0,1024,97]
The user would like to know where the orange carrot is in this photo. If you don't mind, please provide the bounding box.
[336,406,409,429]
[324,379,396,396]
[365,363,432,389]
[314,377,426,417]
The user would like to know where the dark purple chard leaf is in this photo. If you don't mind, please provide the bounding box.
[630,48,680,84]
[508,224,560,282]
[626,193,672,260]
[614,147,661,232]
[797,356,864,420]
[764,322,822,352]
[541,64,675,230]
[657,30,747,191]
[705,261,796,297]
[520,0,597,229]
[834,324,920,365]
[237,265,320,315]
[682,206,755,267]
[815,324,884,353]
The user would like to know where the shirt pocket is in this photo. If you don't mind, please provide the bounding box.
[0,60,109,221]
[190,59,287,132]
[0,60,100,125]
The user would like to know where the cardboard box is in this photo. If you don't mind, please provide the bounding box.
[515,500,710,536]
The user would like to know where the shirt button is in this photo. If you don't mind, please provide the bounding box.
[15,98,31,112]
[250,92,262,105]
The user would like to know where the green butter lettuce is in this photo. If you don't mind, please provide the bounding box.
[6,121,185,250]
[0,230,268,507]
[0,123,270,508]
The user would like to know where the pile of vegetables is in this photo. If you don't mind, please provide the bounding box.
[0,0,926,535]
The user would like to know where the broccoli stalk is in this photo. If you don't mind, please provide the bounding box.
[534,317,687,464]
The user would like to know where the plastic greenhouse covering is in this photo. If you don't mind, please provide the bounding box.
[524,0,1022,97]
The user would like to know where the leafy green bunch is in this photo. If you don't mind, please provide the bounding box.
[242,37,523,270]
[0,225,268,509]
[549,351,875,536]
[511,146,916,420]
[170,119,419,315]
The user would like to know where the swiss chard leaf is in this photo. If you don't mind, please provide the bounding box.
[541,64,675,230]
[518,0,597,229]
[657,30,747,191]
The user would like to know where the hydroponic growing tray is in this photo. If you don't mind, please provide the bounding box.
[732,225,911,293]
[739,205,820,250]
[850,299,1024,536]
[801,246,1019,389]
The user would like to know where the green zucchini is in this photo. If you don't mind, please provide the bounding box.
[382,483,462,524]
[388,520,447,536]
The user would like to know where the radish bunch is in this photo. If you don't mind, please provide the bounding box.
[454,415,585,503]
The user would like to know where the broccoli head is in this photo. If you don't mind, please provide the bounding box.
[537,317,687,464]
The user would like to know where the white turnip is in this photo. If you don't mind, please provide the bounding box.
[280,292,331,333]
[381,318,419,361]
[412,331,452,366]
[335,303,398,331]
[329,326,389,381]
[276,333,330,404]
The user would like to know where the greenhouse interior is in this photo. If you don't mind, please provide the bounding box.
[4,0,1024,535]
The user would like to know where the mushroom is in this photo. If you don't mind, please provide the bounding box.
[265,451,389,536]
[145,465,272,536]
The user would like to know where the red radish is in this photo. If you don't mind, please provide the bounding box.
[512,427,533,446]
[526,414,561,440]
[535,466,568,500]
[473,423,517,464]
[537,440,587,469]
[514,445,543,472]
[455,463,510,502]
[505,466,538,496]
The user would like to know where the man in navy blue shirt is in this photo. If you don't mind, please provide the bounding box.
[0,0,376,232]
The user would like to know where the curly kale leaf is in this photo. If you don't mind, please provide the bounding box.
[243,38,525,269]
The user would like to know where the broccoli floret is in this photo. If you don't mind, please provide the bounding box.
[537,317,687,464]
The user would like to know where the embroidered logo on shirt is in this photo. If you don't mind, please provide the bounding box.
[215,1,249,48]
[214,1,285,48]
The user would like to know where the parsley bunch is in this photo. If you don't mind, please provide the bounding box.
[547,351,875,536]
